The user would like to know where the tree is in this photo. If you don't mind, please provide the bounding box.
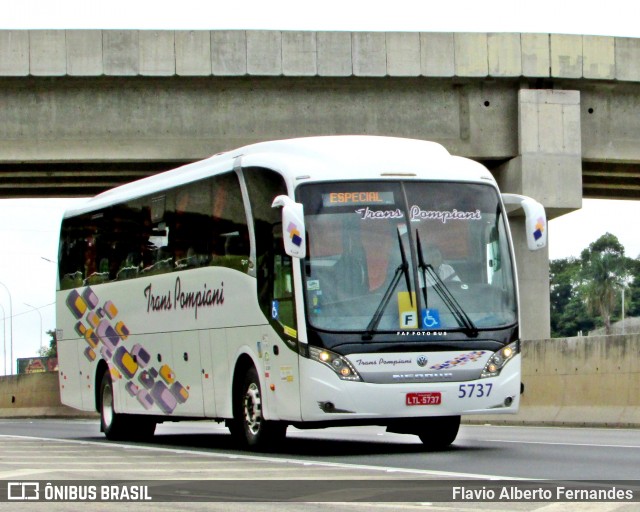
[550,257,594,337]
[549,232,637,337]
[37,330,57,359]
[626,258,640,318]
[579,233,631,335]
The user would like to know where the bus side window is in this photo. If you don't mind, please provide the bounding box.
[59,211,111,288]
[59,215,92,290]
[209,172,250,272]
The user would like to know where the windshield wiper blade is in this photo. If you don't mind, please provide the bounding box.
[416,229,429,309]
[363,227,412,340]
[427,267,479,337]
[398,227,413,303]
[416,230,479,338]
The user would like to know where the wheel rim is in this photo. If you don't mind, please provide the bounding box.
[243,382,262,436]
[102,381,114,428]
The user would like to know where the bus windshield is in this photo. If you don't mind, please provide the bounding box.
[298,181,516,335]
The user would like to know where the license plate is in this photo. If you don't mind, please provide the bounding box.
[406,392,442,406]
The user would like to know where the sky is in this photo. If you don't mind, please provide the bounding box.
[1,0,639,374]
[2,0,640,37]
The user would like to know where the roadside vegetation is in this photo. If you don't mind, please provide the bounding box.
[550,233,640,337]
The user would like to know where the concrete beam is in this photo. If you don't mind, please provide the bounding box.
[0,77,518,162]
[615,38,640,82]
[1,30,640,83]
[521,33,550,77]
[583,36,616,80]
[0,31,29,75]
[139,31,175,76]
[30,30,66,76]
[211,31,247,76]
[420,33,455,77]
[176,31,212,76]
[247,31,282,76]
[352,32,386,77]
[103,30,139,75]
[66,30,103,76]
[488,33,522,77]
[283,31,317,76]
[317,32,352,76]
[454,33,488,77]
[386,32,420,77]
[551,34,583,78]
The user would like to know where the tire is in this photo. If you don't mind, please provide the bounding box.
[100,369,126,440]
[232,366,287,450]
[129,417,156,441]
[99,369,156,441]
[417,415,461,451]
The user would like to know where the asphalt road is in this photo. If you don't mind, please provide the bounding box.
[1,419,639,511]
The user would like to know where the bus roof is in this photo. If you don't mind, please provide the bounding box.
[64,136,495,218]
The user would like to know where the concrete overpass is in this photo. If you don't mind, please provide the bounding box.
[2,29,640,339]
[2,30,640,201]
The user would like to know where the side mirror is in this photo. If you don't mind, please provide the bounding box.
[271,195,306,258]
[501,193,547,251]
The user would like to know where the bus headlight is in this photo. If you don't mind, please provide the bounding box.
[481,341,518,378]
[308,346,362,382]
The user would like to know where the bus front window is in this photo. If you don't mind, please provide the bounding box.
[302,186,412,332]
[298,181,517,336]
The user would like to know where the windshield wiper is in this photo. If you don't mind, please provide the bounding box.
[416,230,479,338]
[363,227,413,340]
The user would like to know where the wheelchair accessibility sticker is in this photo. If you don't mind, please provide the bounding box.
[422,309,441,329]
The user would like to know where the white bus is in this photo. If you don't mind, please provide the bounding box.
[56,136,546,450]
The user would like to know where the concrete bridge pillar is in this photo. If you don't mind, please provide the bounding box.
[495,89,583,340]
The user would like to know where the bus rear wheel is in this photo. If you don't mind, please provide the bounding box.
[99,369,155,441]
[232,366,286,450]
[417,415,461,450]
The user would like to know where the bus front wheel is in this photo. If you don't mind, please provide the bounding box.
[232,366,286,450]
[417,415,461,450]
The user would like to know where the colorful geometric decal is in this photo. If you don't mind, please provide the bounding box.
[429,351,487,370]
[533,216,545,241]
[65,286,190,414]
[286,221,303,247]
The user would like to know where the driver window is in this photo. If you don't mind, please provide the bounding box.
[243,168,297,338]
[271,226,296,331]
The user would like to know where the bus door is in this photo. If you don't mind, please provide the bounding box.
[243,166,302,422]
[263,223,301,420]
[166,330,205,416]
[199,328,225,417]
